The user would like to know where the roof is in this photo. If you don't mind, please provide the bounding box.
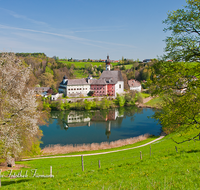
[60,78,89,86]
[128,79,141,87]
[100,70,123,83]
[91,79,107,85]
[35,87,50,92]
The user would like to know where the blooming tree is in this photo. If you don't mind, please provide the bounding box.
[0,53,40,160]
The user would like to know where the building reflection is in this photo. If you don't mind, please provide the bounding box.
[51,109,125,139]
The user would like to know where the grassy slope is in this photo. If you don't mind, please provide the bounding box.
[1,135,200,190]
[144,97,163,108]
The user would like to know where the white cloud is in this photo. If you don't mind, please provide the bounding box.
[0,24,136,49]
[0,8,48,26]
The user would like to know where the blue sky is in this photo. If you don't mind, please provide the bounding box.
[0,0,187,61]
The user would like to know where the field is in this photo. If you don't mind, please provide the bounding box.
[144,97,163,108]
[60,61,106,69]
[1,133,200,189]
[60,61,131,69]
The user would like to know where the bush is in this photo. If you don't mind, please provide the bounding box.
[116,94,126,107]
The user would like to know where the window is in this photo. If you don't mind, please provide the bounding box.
[119,84,121,88]
[74,88,76,90]
[68,89,70,91]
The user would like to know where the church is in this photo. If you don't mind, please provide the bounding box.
[58,55,124,97]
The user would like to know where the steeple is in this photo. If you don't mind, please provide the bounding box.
[105,55,111,71]
[63,75,68,84]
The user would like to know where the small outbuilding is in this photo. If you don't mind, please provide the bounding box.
[128,79,141,92]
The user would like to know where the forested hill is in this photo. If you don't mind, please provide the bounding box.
[15,53,155,91]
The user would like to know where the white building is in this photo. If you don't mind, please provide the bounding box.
[128,79,141,92]
[58,75,90,97]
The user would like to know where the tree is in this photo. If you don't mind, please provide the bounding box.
[0,53,41,160]
[149,61,200,143]
[163,0,200,62]
[39,72,55,87]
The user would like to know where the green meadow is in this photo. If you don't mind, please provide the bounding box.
[60,61,106,68]
[1,133,200,189]
[60,61,127,69]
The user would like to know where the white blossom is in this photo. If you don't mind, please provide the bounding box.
[0,53,40,160]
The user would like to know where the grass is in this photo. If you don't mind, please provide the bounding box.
[1,132,200,189]
[144,97,163,108]
[60,61,128,69]
[125,64,133,69]
[141,92,150,98]
[60,61,105,68]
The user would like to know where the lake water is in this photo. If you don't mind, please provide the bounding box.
[40,107,162,148]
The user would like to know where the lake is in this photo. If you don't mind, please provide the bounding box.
[40,107,162,148]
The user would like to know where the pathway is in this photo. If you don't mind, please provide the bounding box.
[21,135,165,161]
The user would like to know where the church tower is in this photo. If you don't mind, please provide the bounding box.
[105,55,111,71]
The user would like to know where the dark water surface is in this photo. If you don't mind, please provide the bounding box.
[40,107,162,148]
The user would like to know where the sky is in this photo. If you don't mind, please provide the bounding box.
[0,0,187,61]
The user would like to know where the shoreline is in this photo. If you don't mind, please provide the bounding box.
[21,135,165,161]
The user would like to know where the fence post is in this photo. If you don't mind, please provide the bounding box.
[98,160,101,169]
[81,155,84,171]
[140,151,142,160]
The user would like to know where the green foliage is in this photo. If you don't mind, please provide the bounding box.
[51,85,58,93]
[43,102,51,111]
[141,82,147,89]
[127,70,135,80]
[84,100,91,110]
[149,61,200,143]
[116,94,126,107]
[124,92,136,106]
[45,66,54,75]
[15,52,46,57]
[136,92,143,104]
[163,0,200,61]
[63,101,70,110]
[74,100,85,110]
[50,101,68,111]
[99,98,111,109]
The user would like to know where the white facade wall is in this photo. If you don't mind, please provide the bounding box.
[115,81,124,97]
[130,85,141,92]
[67,84,90,97]
[51,93,63,101]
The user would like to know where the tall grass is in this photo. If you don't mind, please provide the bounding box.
[42,134,149,155]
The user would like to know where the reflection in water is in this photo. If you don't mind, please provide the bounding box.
[50,108,132,140]
[41,107,161,148]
